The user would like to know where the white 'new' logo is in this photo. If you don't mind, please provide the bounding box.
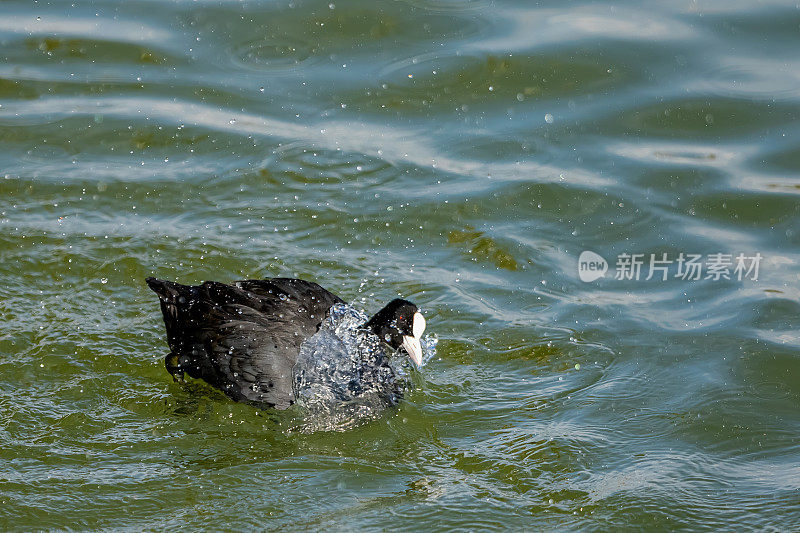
[578,251,608,282]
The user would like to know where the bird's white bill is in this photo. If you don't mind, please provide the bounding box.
[412,311,426,339]
[402,335,423,367]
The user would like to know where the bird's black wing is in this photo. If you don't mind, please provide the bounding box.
[146,277,341,409]
[233,278,344,319]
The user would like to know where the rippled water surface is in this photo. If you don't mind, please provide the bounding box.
[2,0,799,530]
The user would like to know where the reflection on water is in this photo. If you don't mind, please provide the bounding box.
[1,0,799,530]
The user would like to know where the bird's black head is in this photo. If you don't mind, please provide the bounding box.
[365,298,426,366]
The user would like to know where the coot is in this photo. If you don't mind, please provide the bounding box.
[145,277,426,410]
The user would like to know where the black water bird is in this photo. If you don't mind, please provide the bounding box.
[145,277,426,410]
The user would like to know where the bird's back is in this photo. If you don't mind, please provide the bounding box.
[145,277,344,409]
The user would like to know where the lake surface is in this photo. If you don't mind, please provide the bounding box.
[1,0,799,530]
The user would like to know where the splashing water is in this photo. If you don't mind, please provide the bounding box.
[291,303,421,431]
[420,332,438,366]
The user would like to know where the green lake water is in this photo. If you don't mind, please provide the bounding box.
[1,0,799,530]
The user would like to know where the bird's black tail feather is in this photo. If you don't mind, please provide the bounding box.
[145,277,193,303]
[146,277,198,382]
